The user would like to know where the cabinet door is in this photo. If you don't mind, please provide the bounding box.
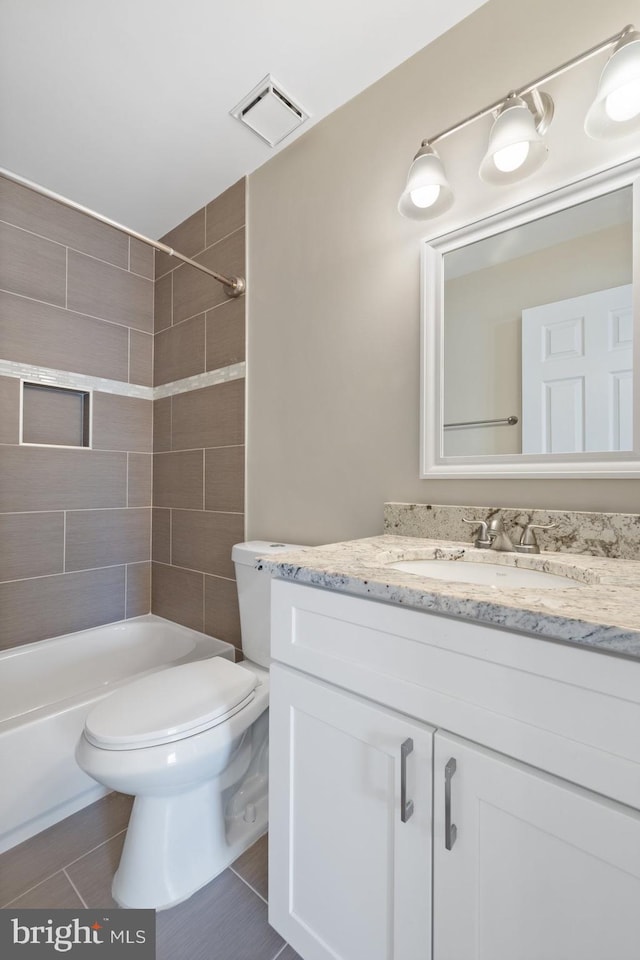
[434,731,640,960]
[269,663,434,960]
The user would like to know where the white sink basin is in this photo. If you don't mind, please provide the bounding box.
[387,558,581,589]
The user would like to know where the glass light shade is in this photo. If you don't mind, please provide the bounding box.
[479,97,548,185]
[411,183,441,208]
[585,30,640,138]
[398,145,454,220]
[493,140,530,172]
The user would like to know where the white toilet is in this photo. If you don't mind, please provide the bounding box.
[76,541,299,910]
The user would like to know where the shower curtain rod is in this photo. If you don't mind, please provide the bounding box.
[0,168,246,298]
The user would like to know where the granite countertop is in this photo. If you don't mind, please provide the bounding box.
[259,535,640,660]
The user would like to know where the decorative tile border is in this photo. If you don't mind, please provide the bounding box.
[0,359,153,399]
[0,359,245,401]
[384,503,640,560]
[153,363,246,399]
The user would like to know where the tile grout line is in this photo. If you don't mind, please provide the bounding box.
[64,827,129,872]
[0,284,148,334]
[0,505,153,516]
[154,222,244,281]
[138,561,237,582]
[271,945,291,960]
[203,299,208,366]
[0,559,150,586]
[155,443,244,453]
[1,870,67,909]
[228,867,268,906]
[63,868,88,908]
[65,240,155,283]
[1,828,128,908]
[0,216,150,277]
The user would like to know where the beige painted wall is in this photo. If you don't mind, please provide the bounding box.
[247,0,640,546]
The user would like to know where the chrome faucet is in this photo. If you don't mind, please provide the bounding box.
[464,515,557,553]
[486,516,514,552]
[463,515,513,552]
[513,522,556,554]
[462,517,492,548]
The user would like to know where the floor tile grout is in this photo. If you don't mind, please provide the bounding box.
[2,870,63,909]
[0,825,128,907]
[229,866,268,906]
[63,867,88,908]
[0,799,292,956]
[63,826,128,872]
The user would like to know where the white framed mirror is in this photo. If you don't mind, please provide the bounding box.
[420,158,640,478]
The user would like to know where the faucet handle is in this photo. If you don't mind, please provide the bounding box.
[516,522,556,553]
[462,518,492,548]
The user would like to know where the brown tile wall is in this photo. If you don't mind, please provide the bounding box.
[0,177,153,650]
[152,179,246,655]
[0,175,245,653]
[0,178,154,386]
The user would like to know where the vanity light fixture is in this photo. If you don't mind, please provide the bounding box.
[585,27,640,137]
[397,143,454,219]
[398,23,640,220]
[479,90,553,185]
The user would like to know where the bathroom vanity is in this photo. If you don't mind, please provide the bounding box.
[264,528,640,960]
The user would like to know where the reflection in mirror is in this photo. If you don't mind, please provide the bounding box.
[443,187,633,457]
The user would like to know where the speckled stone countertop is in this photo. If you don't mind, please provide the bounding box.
[260,536,640,660]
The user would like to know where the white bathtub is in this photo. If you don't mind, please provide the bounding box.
[0,615,235,853]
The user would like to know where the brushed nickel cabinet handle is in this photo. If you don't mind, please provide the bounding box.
[400,738,414,823]
[445,757,457,850]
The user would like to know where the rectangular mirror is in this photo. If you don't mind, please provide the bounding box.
[421,159,640,478]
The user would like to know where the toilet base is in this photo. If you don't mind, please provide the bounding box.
[112,782,268,910]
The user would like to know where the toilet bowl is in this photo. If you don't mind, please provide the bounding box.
[75,541,301,910]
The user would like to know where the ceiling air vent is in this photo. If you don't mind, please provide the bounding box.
[230,75,308,147]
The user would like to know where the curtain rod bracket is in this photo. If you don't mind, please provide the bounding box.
[223,277,246,298]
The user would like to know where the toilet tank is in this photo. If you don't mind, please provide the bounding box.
[231,541,303,667]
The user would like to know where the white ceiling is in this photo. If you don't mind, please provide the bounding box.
[0,0,487,238]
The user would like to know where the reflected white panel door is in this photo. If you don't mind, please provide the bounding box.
[521,284,632,453]
[433,732,640,960]
[269,664,433,960]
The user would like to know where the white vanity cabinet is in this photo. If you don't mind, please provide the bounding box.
[269,664,434,960]
[268,579,640,960]
[433,732,640,960]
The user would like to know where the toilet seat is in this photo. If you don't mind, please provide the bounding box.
[84,658,258,750]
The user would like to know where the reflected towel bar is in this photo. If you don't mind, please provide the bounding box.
[444,415,519,429]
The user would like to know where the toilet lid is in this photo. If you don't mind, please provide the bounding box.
[84,658,258,750]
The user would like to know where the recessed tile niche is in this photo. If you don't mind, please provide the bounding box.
[22,382,91,447]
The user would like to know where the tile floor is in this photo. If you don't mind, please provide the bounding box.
[0,793,301,960]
